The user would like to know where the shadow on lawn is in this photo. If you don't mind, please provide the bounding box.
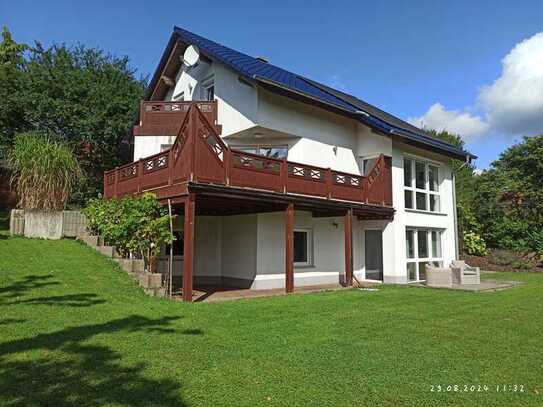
[7,293,106,307]
[0,275,104,307]
[0,274,60,299]
[0,315,188,406]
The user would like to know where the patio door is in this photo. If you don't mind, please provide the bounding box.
[365,229,383,281]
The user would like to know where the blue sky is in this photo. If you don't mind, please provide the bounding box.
[3,0,543,168]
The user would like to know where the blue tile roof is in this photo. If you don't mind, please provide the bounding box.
[169,26,475,160]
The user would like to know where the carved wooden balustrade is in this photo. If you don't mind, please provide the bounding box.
[105,104,393,207]
[133,100,219,136]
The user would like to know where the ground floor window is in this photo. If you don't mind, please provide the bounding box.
[163,231,184,257]
[406,228,443,281]
[294,229,313,266]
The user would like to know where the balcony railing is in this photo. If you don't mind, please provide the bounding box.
[133,100,219,136]
[106,103,392,206]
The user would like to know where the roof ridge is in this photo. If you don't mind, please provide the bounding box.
[168,25,475,160]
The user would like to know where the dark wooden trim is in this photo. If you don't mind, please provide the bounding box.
[285,203,294,293]
[188,182,394,219]
[182,193,196,302]
[344,208,353,287]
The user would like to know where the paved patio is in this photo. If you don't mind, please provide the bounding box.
[423,279,523,292]
[169,277,522,303]
[173,284,348,303]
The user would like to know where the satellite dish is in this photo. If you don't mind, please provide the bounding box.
[183,45,200,67]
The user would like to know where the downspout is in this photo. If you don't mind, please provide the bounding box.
[452,155,471,260]
[452,171,459,260]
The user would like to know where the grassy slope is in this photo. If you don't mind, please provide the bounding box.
[0,234,542,406]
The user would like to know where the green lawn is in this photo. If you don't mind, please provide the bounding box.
[0,233,542,406]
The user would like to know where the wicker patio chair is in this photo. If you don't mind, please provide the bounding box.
[450,260,481,285]
[425,264,453,288]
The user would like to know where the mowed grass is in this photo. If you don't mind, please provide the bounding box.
[0,233,542,406]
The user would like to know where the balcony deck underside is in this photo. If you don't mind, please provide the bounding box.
[152,181,394,219]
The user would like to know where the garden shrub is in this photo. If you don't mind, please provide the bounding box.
[83,193,174,270]
[463,231,488,256]
[511,258,532,271]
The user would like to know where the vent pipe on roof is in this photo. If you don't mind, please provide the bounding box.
[256,56,269,63]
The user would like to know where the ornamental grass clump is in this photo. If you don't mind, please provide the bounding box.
[9,132,81,211]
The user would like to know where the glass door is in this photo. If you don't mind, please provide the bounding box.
[365,229,383,281]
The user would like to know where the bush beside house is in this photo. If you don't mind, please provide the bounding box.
[83,193,175,273]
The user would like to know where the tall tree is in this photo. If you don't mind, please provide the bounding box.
[0,27,146,203]
[0,26,29,151]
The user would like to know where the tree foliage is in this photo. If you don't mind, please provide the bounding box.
[472,135,543,252]
[0,26,145,203]
[0,27,29,144]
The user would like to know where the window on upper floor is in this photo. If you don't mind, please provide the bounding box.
[202,77,214,101]
[235,145,288,159]
[403,157,441,212]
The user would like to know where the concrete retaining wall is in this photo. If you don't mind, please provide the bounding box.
[9,209,87,239]
[9,209,24,236]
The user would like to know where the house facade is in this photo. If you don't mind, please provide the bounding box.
[104,26,474,301]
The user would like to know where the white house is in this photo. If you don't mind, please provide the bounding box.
[105,26,474,301]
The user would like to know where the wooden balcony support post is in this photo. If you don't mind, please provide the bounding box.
[137,160,143,193]
[285,203,294,293]
[326,168,332,199]
[182,193,196,302]
[344,208,353,287]
[113,167,118,198]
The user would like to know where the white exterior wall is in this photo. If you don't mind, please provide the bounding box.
[356,123,392,158]
[134,60,258,161]
[157,215,221,277]
[255,89,360,173]
[221,214,258,281]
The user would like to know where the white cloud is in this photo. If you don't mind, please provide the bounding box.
[407,103,489,140]
[478,32,543,136]
[410,32,543,139]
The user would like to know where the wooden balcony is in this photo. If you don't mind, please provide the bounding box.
[133,100,220,136]
[106,104,393,213]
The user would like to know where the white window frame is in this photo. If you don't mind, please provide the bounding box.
[235,144,289,159]
[406,228,443,282]
[202,76,214,101]
[294,228,313,267]
[403,156,442,213]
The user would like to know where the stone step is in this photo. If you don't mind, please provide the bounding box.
[96,245,118,258]
[144,287,167,297]
[78,235,102,247]
[138,272,163,289]
[115,258,145,273]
